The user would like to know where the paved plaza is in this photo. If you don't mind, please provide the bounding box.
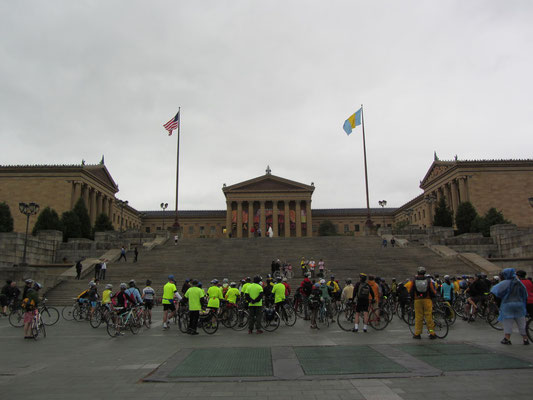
[1,309,532,400]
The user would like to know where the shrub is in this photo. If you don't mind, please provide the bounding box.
[32,206,62,235]
[455,202,478,235]
[0,202,14,232]
[73,198,92,239]
[318,220,337,236]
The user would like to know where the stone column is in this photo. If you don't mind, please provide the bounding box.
[248,201,254,238]
[459,177,469,202]
[306,200,312,237]
[272,200,278,237]
[96,192,102,218]
[82,184,89,209]
[108,198,113,218]
[295,200,302,237]
[236,201,243,238]
[71,182,81,209]
[226,201,232,238]
[89,188,97,225]
[450,180,459,215]
[284,201,290,238]
[260,201,266,237]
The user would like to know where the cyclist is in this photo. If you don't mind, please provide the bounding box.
[1,280,19,316]
[162,275,178,330]
[184,280,205,335]
[318,259,325,278]
[282,278,291,297]
[308,259,316,278]
[111,283,134,336]
[491,268,529,345]
[101,284,113,310]
[22,279,33,300]
[87,281,99,320]
[407,266,437,339]
[368,275,380,309]
[341,279,354,303]
[225,282,240,305]
[440,275,455,319]
[207,279,223,323]
[22,282,41,339]
[221,278,230,297]
[516,270,533,317]
[327,275,341,312]
[241,277,252,295]
[319,279,333,321]
[246,276,264,334]
[390,278,398,299]
[300,257,308,277]
[352,273,374,333]
[308,283,322,329]
[299,273,313,320]
[464,274,488,321]
[142,280,156,326]
[125,280,143,305]
[272,277,286,317]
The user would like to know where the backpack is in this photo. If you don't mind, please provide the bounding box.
[302,280,312,296]
[357,283,370,299]
[414,277,432,298]
[21,297,36,311]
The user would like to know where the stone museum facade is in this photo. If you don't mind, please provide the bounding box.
[1,159,532,238]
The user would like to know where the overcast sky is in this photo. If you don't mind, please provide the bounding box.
[2,1,532,212]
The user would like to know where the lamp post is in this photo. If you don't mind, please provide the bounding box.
[18,202,40,265]
[117,200,128,233]
[378,200,387,229]
[160,202,168,231]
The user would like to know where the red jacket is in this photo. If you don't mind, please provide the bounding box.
[520,279,533,304]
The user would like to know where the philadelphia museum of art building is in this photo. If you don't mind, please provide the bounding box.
[1,159,532,238]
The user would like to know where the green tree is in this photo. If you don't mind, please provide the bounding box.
[318,220,338,236]
[0,202,14,232]
[32,206,62,235]
[433,197,453,227]
[73,198,92,239]
[93,213,114,233]
[394,220,409,231]
[61,211,82,242]
[455,202,478,235]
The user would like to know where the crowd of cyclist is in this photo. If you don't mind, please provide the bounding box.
[2,260,532,344]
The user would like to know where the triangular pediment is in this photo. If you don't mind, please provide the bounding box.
[224,174,314,194]
[420,161,454,188]
[84,165,119,192]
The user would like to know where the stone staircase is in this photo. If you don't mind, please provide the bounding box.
[44,236,475,305]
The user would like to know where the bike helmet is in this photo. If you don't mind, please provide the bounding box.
[346,279,352,284]
[89,281,96,287]
[129,279,136,287]
[417,266,426,274]
[168,275,175,280]
[319,279,326,284]
[105,284,113,289]
[276,277,282,282]
[444,275,450,280]
[119,282,127,289]
[33,282,42,290]
[493,276,500,281]
[314,283,320,288]
[211,279,219,284]
[282,278,288,282]
[516,270,526,278]
[253,275,261,283]
[25,279,33,284]
[230,282,236,287]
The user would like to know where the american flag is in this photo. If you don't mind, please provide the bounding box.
[163,111,180,136]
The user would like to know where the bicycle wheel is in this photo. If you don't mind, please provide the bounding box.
[9,309,24,328]
[282,304,297,326]
[221,307,238,328]
[443,303,456,326]
[403,308,415,326]
[294,299,305,318]
[129,315,141,334]
[106,318,120,337]
[261,311,280,332]
[73,304,86,322]
[90,308,103,328]
[39,306,60,326]
[40,318,47,338]
[486,304,503,331]
[432,311,449,339]
[178,312,189,333]
[369,309,389,330]
[527,318,533,342]
[202,315,219,334]
[337,307,355,331]
[233,310,249,331]
[62,305,75,321]
[31,318,39,339]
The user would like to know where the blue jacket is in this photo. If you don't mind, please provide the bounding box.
[490,268,527,321]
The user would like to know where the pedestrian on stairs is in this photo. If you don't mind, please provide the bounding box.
[118,247,127,262]
[134,247,138,263]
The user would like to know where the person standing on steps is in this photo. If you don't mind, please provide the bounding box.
[75,258,83,280]
[118,247,127,262]
[99,259,107,280]
[134,247,138,263]
[174,234,178,245]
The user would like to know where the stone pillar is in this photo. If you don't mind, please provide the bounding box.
[226,201,232,238]
[295,200,302,237]
[96,192,102,218]
[236,201,243,238]
[260,201,266,237]
[459,177,469,202]
[89,188,97,225]
[272,200,278,237]
[450,180,459,215]
[306,200,312,237]
[284,201,290,238]
[248,201,254,238]
[108,198,113,218]
[71,182,81,209]
[82,184,89,209]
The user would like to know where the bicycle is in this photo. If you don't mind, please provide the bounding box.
[106,305,142,337]
[90,303,113,328]
[407,309,449,339]
[179,308,219,334]
[218,301,238,329]
[30,311,46,340]
[433,298,456,326]
[317,300,330,328]
[526,316,532,342]
[9,298,59,327]
[260,305,280,332]
[277,301,297,326]
[367,303,390,330]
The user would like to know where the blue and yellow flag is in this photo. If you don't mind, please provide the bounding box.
[343,107,362,135]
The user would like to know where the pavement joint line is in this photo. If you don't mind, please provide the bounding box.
[369,344,442,377]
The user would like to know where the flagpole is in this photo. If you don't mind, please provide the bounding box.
[174,107,181,230]
[361,104,373,228]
